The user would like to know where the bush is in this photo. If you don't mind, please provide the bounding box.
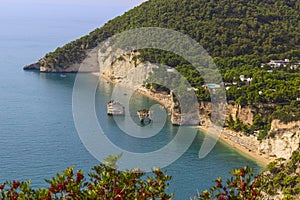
[197,166,264,200]
[0,155,173,200]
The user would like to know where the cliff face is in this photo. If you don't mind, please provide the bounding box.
[228,104,254,125]
[259,120,300,160]
[97,53,260,127]
[26,45,300,162]
[198,102,255,127]
[169,92,200,126]
[99,51,155,89]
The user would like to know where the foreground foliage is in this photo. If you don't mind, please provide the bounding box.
[1,151,300,199]
[198,150,300,200]
[263,151,300,199]
[0,155,173,200]
[198,167,264,200]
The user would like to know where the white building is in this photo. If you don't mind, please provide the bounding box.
[239,75,252,85]
[266,59,300,69]
[268,59,290,68]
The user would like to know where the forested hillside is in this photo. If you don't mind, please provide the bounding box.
[38,0,300,68]
[26,0,300,136]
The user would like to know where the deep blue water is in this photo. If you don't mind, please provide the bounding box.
[0,9,262,199]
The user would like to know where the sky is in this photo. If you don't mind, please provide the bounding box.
[0,0,147,62]
[0,0,147,21]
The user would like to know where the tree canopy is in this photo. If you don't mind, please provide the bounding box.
[40,0,300,68]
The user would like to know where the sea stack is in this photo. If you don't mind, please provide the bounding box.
[137,109,152,123]
[107,100,125,116]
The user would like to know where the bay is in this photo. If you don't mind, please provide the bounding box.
[0,4,262,199]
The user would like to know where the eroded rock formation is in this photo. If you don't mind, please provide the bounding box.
[259,120,300,160]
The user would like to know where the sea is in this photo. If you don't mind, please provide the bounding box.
[0,2,262,199]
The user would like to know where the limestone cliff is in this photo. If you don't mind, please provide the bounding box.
[259,120,300,160]
[227,104,254,125]
[169,91,200,126]
[25,45,300,162]
[99,51,155,89]
[97,52,265,128]
[198,102,255,127]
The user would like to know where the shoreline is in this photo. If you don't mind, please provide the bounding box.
[198,126,272,166]
[92,72,272,166]
[94,72,172,110]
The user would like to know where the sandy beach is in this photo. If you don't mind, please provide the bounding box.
[92,72,273,166]
[93,72,172,109]
[198,126,273,165]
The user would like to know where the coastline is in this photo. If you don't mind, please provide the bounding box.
[198,126,272,166]
[92,72,272,166]
[93,72,172,110]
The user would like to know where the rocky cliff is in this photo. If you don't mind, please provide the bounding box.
[198,102,255,127]
[24,49,99,72]
[259,120,300,160]
[99,51,155,89]
[97,52,260,128]
[25,43,300,162]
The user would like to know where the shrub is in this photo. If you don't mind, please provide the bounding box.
[0,155,173,200]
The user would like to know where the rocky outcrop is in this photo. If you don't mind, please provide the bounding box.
[259,120,300,160]
[137,109,152,123]
[107,100,125,116]
[99,51,155,89]
[24,49,99,72]
[23,61,42,70]
[169,91,200,126]
[228,104,254,125]
[198,102,255,127]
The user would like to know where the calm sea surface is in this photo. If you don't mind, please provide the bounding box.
[0,13,262,199]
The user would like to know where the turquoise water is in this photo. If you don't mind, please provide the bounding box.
[0,11,262,200]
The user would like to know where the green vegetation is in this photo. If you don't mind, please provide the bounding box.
[263,151,300,198]
[272,103,300,123]
[198,150,300,199]
[41,0,300,67]
[2,151,300,199]
[216,56,300,105]
[226,114,270,139]
[35,0,300,136]
[0,155,173,200]
[39,0,300,103]
[198,166,265,199]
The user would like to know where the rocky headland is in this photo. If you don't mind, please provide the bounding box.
[25,47,300,164]
[97,51,299,163]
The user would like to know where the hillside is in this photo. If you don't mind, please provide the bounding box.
[24,0,300,139]
[24,0,300,70]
